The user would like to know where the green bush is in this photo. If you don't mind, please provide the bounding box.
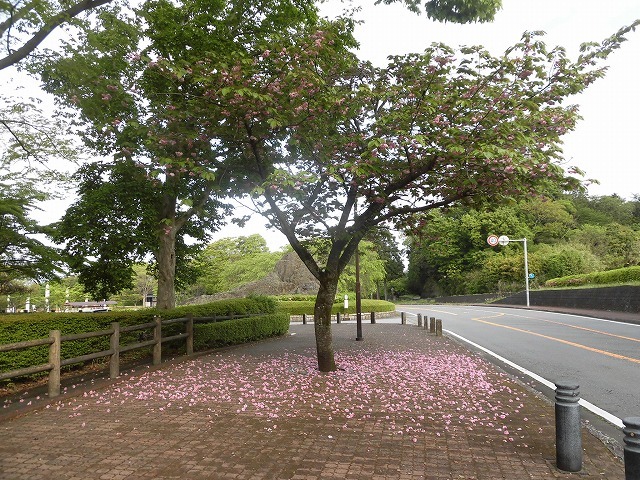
[193,314,289,350]
[276,299,395,315]
[544,266,640,288]
[0,297,277,377]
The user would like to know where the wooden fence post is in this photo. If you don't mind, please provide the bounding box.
[436,319,443,336]
[48,330,61,398]
[417,313,423,327]
[110,322,120,379]
[430,317,436,334]
[153,316,162,365]
[401,312,406,324]
[186,314,194,356]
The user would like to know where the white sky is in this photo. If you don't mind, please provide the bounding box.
[3,0,639,251]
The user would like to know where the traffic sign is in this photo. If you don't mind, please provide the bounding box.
[487,235,499,247]
[529,273,535,279]
[498,235,510,246]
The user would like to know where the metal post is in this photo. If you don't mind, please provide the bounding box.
[555,381,582,472]
[355,244,363,341]
[523,237,530,307]
[623,417,640,479]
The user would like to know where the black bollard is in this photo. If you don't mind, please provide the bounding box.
[371,311,376,324]
[337,312,341,324]
[302,314,307,325]
[623,417,640,479]
[555,381,582,472]
[417,313,423,327]
[401,312,406,324]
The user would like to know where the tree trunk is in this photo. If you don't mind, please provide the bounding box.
[156,226,177,310]
[313,273,338,372]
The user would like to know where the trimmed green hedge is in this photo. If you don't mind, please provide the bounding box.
[0,297,279,377]
[193,314,289,350]
[544,266,640,288]
[276,299,396,315]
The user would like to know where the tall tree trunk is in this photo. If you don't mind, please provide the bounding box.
[156,226,177,309]
[314,273,339,372]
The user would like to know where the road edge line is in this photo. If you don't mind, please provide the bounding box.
[443,329,624,429]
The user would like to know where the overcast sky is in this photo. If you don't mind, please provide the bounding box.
[5,0,639,250]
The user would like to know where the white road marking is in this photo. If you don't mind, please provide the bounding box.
[444,329,624,429]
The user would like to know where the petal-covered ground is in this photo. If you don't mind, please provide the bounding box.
[73,348,525,444]
[0,324,624,479]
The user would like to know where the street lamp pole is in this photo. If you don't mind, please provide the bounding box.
[522,238,530,307]
[354,197,363,341]
[491,235,530,307]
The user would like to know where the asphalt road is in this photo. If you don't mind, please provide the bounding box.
[396,304,640,443]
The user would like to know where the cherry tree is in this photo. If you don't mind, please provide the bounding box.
[159,20,639,371]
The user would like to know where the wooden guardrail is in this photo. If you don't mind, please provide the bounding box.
[0,313,255,398]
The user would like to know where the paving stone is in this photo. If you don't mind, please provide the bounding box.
[0,324,625,479]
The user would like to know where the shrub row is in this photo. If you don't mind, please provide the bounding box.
[544,266,640,288]
[276,299,396,315]
[0,297,278,377]
[193,314,290,351]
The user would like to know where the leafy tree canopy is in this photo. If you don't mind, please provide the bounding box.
[405,194,640,297]
[0,181,63,294]
[377,0,502,23]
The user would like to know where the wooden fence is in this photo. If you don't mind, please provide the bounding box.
[0,313,254,399]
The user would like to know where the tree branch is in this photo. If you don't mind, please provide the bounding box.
[0,0,114,70]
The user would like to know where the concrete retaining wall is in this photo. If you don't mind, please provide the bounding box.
[492,285,640,313]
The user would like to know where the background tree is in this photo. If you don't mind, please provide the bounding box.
[0,91,78,292]
[404,194,639,297]
[366,229,405,299]
[36,0,323,308]
[378,0,501,22]
[0,184,62,294]
[187,235,283,296]
[336,240,386,298]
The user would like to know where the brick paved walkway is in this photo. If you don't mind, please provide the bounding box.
[0,324,625,479]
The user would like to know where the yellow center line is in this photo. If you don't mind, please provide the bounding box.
[497,310,640,343]
[472,316,640,364]
[535,318,640,344]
